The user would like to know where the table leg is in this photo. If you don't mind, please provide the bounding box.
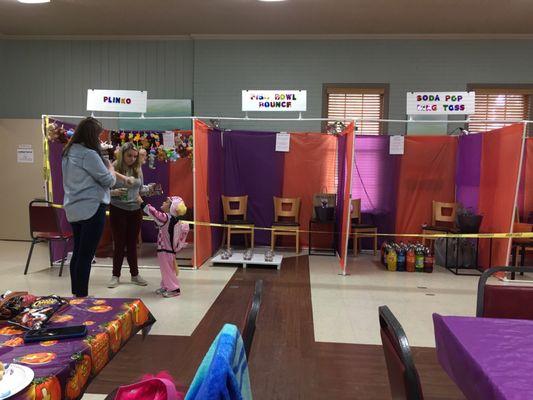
[445,236,449,270]
[520,245,526,276]
[308,221,312,256]
[488,238,493,268]
[511,245,517,280]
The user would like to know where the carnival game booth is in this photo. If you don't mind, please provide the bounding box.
[193,120,355,274]
[43,117,356,275]
[44,117,194,266]
[353,123,526,274]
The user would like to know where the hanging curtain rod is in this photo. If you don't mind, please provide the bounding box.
[42,114,532,125]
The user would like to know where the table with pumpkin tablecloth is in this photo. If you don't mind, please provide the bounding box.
[0,297,154,400]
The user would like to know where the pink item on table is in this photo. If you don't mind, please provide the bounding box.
[114,372,184,400]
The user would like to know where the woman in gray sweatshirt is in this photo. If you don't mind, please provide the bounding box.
[62,117,133,297]
[107,142,149,288]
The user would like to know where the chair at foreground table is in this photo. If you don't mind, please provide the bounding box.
[476,266,533,319]
[378,306,424,400]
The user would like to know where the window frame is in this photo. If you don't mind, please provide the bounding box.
[322,83,390,134]
[466,84,533,133]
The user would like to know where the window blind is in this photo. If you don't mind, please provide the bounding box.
[468,91,530,132]
[326,89,385,135]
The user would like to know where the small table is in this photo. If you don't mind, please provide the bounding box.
[308,219,337,256]
[510,240,533,279]
[433,314,533,400]
[0,297,154,400]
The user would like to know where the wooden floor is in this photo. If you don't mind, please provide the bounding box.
[88,256,465,399]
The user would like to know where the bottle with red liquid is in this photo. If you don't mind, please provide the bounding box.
[406,246,416,272]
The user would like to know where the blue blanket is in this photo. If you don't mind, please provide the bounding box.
[185,324,252,400]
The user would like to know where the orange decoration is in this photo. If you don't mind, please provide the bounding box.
[18,352,57,365]
[84,332,110,375]
[88,305,113,313]
[93,299,107,305]
[0,326,24,335]
[30,376,62,400]
[83,321,95,326]
[128,300,149,326]
[69,299,85,305]
[50,314,74,323]
[104,319,122,353]
[119,312,133,343]
[40,340,58,347]
[1,337,24,347]
[65,353,92,399]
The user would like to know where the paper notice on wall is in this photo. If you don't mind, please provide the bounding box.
[162,131,175,149]
[389,136,405,155]
[17,144,34,163]
[276,132,290,152]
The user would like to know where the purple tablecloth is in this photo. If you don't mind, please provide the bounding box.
[433,314,533,400]
[0,297,154,400]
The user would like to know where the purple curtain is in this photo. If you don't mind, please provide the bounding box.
[455,134,482,213]
[336,134,347,254]
[208,129,224,251]
[352,135,400,247]
[48,120,75,261]
[140,161,169,243]
[223,131,284,245]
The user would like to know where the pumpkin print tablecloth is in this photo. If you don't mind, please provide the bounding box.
[0,297,154,400]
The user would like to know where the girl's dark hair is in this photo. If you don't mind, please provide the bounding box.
[62,117,103,158]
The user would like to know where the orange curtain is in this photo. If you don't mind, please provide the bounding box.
[193,120,212,268]
[339,123,355,272]
[169,159,193,208]
[282,133,337,247]
[478,124,524,268]
[395,137,458,236]
[523,138,533,221]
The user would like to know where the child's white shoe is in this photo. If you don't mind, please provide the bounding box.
[131,275,148,286]
[107,276,120,288]
[163,289,181,298]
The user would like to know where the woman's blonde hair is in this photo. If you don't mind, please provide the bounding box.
[115,142,141,178]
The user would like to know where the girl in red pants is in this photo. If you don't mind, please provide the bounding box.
[140,196,189,297]
[108,142,148,288]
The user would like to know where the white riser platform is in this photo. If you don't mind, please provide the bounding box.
[211,251,283,270]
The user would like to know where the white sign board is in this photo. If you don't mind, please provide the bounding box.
[162,131,175,149]
[87,89,148,113]
[389,136,405,155]
[406,92,475,115]
[242,90,307,112]
[17,144,34,163]
[275,132,290,152]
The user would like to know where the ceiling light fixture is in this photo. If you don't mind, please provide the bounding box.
[17,0,50,3]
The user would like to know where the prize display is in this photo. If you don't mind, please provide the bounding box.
[381,242,434,273]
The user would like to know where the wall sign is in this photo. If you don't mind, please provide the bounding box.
[242,90,307,112]
[389,136,405,155]
[275,132,290,152]
[17,144,34,163]
[406,92,475,115]
[87,89,148,113]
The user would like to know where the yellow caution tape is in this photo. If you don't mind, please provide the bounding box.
[49,203,531,239]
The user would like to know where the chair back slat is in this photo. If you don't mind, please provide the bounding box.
[273,197,300,223]
[222,195,248,221]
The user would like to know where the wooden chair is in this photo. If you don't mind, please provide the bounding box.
[511,222,533,266]
[350,199,378,256]
[221,195,254,250]
[379,306,424,400]
[271,197,301,253]
[422,201,459,248]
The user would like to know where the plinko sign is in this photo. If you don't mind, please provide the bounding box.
[406,92,475,115]
[242,90,307,112]
[87,89,148,113]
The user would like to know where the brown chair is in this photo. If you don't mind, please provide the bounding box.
[511,222,533,267]
[271,197,301,253]
[379,306,424,400]
[24,199,73,276]
[350,199,378,256]
[476,267,533,319]
[422,201,459,248]
[221,195,254,250]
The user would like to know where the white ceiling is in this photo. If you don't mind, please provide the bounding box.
[1,0,533,37]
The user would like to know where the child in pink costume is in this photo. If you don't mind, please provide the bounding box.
[140,196,189,298]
